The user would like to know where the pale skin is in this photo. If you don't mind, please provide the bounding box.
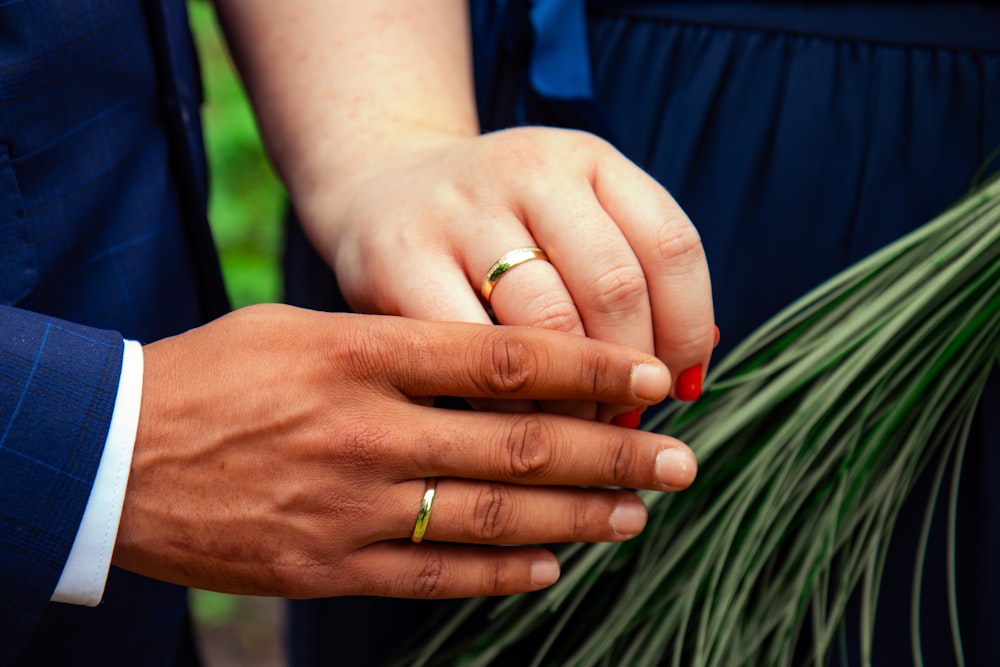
[111,0,713,601]
[212,0,716,418]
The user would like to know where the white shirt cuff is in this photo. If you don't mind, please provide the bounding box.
[51,339,143,606]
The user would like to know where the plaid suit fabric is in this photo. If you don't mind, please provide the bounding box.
[0,307,122,663]
[0,0,207,342]
[1,0,227,663]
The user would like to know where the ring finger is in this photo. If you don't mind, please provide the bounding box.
[463,215,590,416]
[466,215,584,337]
[397,478,648,545]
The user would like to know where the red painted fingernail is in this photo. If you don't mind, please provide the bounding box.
[713,324,720,348]
[675,365,703,402]
[612,408,642,429]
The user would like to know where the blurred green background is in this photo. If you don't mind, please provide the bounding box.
[190,0,285,309]
[187,2,287,664]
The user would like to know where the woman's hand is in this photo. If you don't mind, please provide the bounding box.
[214,0,713,421]
[298,126,715,420]
[114,304,696,599]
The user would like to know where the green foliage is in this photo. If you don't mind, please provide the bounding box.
[188,1,286,308]
[189,587,241,627]
[405,174,1000,666]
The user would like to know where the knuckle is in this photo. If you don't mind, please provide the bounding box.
[487,127,610,187]
[473,483,516,541]
[568,497,600,540]
[470,329,536,397]
[576,350,612,400]
[607,435,640,487]
[413,554,446,597]
[558,126,608,154]
[502,415,553,480]
[489,128,550,174]
[670,328,710,358]
[484,559,509,596]
[521,290,581,333]
[322,317,393,380]
[587,265,649,317]
[652,217,706,271]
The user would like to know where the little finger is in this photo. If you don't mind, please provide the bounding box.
[344,542,561,598]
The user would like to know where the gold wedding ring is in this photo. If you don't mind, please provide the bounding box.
[480,247,549,303]
[411,478,438,543]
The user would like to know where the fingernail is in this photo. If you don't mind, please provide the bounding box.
[531,559,560,588]
[675,364,703,402]
[610,498,647,537]
[713,324,720,348]
[612,408,642,429]
[631,362,670,402]
[656,448,697,489]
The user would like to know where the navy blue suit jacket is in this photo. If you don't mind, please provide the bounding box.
[0,1,228,663]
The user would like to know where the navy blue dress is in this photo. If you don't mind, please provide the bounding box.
[285,2,1000,664]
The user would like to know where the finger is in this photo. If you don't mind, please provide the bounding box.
[377,251,494,325]
[481,251,598,418]
[344,542,561,598]
[477,199,642,420]
[374,319,672,406]
[464,219,585,415]
[594,155,715,401]
[411,480,648,544]
[522,181,655,421]
[351,247,541,413]
[491,262,595,419]
[523,180,655,358]
[472,218,586,337]
[399,409,697,492]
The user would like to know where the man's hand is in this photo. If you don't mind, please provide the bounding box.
[113,305,696,600]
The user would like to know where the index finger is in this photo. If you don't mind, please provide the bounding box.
[370,318,671,406]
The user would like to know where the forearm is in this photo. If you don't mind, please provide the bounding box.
[213,0,478,216]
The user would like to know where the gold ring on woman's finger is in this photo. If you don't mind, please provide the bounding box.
[480,247,550,303]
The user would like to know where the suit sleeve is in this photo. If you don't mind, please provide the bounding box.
[0,304,123,661]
